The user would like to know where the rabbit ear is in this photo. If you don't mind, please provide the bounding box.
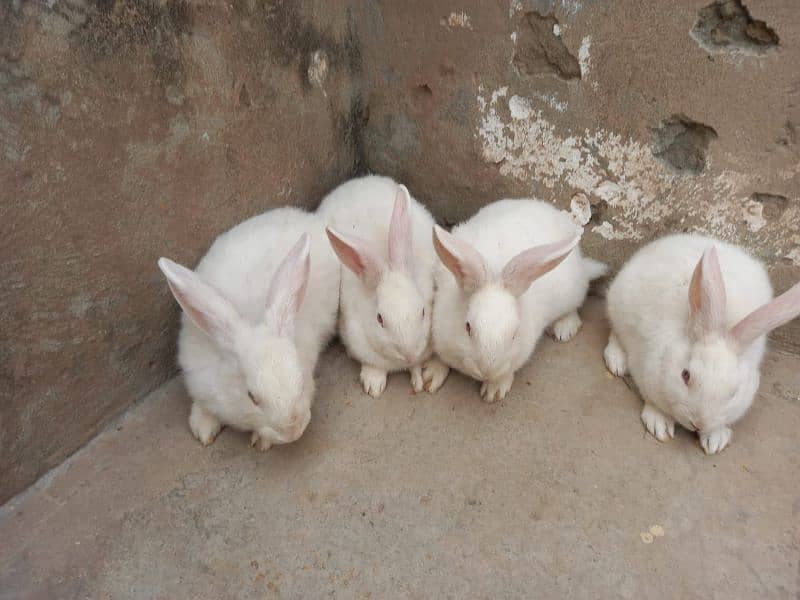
[326,226,384,288]
[432,225,487,294]
[731,281,800,349]
[688,246,727,337]
[388,184,413,274]
[158,257,242,349]
[264,233,311,337]
[501,234,580,297]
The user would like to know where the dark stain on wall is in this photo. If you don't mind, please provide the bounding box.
[692,0,778,54]
[513,11,581,80]
[750,193,789,220]
[74,1,192,88]
[245,0,361,88]
[650,115,718,174]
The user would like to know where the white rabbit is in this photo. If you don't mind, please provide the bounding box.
[317,175,447,397]
[431,198,607,402]
[604,234,800,454]
[157,207,339,451]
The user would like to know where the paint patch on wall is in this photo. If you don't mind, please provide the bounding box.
[578,36,592,77]
[651,114,717,174]
[441,11,472,29]
[475,85,800,259]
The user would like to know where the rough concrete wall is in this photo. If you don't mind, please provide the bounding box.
[0,0,364,503]
[358,0,800,351]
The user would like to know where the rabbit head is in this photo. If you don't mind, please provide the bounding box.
[159,234,313,444]
[666,247,800,433]
[326,185,431,367]
[433,225,579,382]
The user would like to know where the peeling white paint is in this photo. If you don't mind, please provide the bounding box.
[474,85,800,258]
[509,0,523,19]
[569,193,592,226]
[530,92,568,113]
[509,95,532,120]
[553,24,562,37]
[787,247,800,267]
[560,0,585,15]
[742,199,766,232]
[308,49,329,89]
[593,221,628,240]
[578,36,592,78]
[442,11,472,29]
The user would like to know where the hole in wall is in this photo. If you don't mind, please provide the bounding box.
[650,114,718,174]
[512,11,581,80]
[238,82,251,107]
[414,83,433,98]
[691,0,778,55]
[411,83,435,111]
[750,193,789,220]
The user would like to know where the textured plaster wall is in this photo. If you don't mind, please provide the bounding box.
[358,0,800,349]
[0,0,364,503]
[3,0,799,502]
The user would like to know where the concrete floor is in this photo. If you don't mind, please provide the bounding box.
[1,299,798,599]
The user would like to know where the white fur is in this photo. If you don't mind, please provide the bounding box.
[432,198,605,402]
[317,175,441,397]
[159,207,339,450]
[605,233,783,454]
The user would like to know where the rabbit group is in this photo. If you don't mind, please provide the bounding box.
[158,175,800,455]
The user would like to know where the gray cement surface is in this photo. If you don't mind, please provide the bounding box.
[1,299,798,599]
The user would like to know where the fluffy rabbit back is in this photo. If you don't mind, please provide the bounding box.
[607,234,772,368]
[182,208,339,375]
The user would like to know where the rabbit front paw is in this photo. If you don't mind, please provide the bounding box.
[700,427,732,455]
[603,332,628,376]
[189,404,222,446]
[410,365,425,393]
[421,357,450,393]
[641,404,675,442]
[549,311,582,342]
[480,373,514,403]
[249,430,273,452]
[360,365,388,398]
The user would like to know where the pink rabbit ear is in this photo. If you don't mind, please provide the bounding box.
[501,234,580,297]
[688,246,727,337]
[326,226,384,289]
[158,257,242,349]
[388,184,413,274]
[731,281,800,350]
[264,233,311,337]
[432,225,487,294]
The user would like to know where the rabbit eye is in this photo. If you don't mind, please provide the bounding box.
[465,321,471,336]
[247,390,260,406]
[681,369,690,386]
[377,313,384,327]
[422,307,425,319]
